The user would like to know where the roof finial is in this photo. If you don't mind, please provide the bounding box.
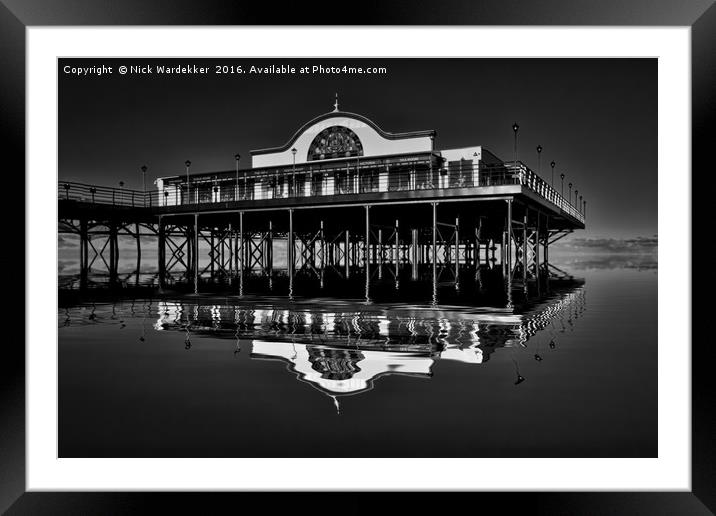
[333,92,339,112]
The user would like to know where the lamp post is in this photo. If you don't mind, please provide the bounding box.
[63,183,70,200]
[185,160,191,204]
[512,122,519,178]
[550,161,556,188]
[291,148,297,196]
[568,182,573,204]
[560,173,565,198]
[235,153,240,200]
[579,195,583,214]
[583,200,587,217]
[574,189,579,209]
[536,145,542,177]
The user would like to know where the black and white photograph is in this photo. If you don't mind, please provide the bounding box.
[0,2,709,509]
[57,57,658,459]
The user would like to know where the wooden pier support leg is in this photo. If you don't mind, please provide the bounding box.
[432,202,438,305]
[288,209,294,295]
[228,222,233,279]
[377,228,383,279]
[506,199,513,282]
[220,227,226,277]
[365,206,370,300]
[454,216,460,289]
[194,214,199,293]
[352,236,357,267]
[444,231,450,263]
[544,214,550,266]
[114,225,120,274]
[108,221,118,286]
[238,211,244,295]
[394,218,399,269]
[233,221,238,273]
[394,219,400,288]
[535,212,540,280]
[185,224,193,281]
[288,210,294,275]
[210,229,215,277]
[135,222,141,286]
[476,234,480,266]
[158,217,166,289]
[79,218,88,290]
[523,209,528,285]
[501,230,506,276]
[411,228,418,280]
[476,239,480,268]
[364,206,370,268]
[108,223,115,280]
[432,203,437,268]
[320,220,325,270]
[267,220,273,278]
[345,230,351,278]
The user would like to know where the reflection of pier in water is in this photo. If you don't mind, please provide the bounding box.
[142,280,585,402]
[59,260,578,311]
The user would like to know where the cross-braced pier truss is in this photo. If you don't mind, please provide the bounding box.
[59,166,584,298]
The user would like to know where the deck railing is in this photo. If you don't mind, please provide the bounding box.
[503,162,584,222]
[58,181,155,208]
[59,161,585,223]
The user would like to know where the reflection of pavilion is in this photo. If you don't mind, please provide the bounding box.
[252,342,437,397]
[153,283,585,400]
[251,340,488,408]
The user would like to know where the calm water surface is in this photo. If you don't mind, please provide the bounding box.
[58,261,656,457]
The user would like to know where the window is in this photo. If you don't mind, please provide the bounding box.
[197,183,212,203]
[388,167,411,191]
[447,159,474,188]
[335,170,353,194]
[311,173,324,196]
[308,126,364,161]
[220,182,234,202]
[360,169,379,193]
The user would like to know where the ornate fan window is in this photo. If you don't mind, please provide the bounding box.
[307,125,364,161]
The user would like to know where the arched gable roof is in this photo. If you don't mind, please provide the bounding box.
[250,110,436,156]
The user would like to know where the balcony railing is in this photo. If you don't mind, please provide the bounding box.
[58,161,585,223]
[503,162,585,222]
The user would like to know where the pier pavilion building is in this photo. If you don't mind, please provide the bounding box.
[58,102,585,293]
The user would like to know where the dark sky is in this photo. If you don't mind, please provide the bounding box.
[59,58,656,239]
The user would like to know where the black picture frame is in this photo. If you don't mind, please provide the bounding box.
[3,1,713,513]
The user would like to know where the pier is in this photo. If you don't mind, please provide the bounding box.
[58,107,585,297]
